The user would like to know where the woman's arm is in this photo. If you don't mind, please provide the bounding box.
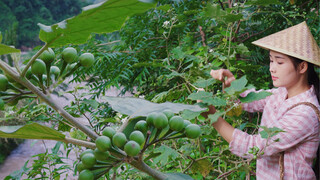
[212,116,235,143]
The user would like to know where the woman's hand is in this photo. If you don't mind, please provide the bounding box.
[210,69,235,88]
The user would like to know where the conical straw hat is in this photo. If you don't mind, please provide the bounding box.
[252,21,320,66]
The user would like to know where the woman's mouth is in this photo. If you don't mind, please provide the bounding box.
[271,76,278,81]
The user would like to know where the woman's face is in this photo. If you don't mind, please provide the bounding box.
[269,50,300,88]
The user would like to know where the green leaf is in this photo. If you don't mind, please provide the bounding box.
[203,97,227,106]
[102,96,205,118]
[38,0,156,47]
[224,76,248,95]
[0,123,65,140]
[82,99,99,109]
[259,126,285,139]
[193,78,216,88]
[208,111,224,124]
[0,32,2,43]
[156,4,171,11]
[0,44,20,56]
[239,91,272,103]
[246,0,281,5]
[188,91,212,101]
[181,109,202,120]
[191,159,214,177]
[165,173,194,180]
[153,145,179,165]
[222,13,243,23]
[145,152,162,161]
[205,4,243,23]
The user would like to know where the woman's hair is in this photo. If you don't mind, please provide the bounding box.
[289,56,320,103]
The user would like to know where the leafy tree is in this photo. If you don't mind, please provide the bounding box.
[0,0,319,179]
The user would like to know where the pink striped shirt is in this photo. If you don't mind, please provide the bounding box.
[229,86,320,180]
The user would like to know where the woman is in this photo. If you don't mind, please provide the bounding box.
[208,21,320,179]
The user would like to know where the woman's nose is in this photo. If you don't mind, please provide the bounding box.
[269,64,275,73]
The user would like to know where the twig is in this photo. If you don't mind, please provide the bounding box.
[97,40,121,46]
[198,26,206,47]
[240,25,273,43]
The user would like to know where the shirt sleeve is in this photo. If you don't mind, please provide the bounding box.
[229,105,318,158]
[240,88,275,113]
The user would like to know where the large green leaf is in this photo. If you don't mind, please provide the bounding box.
[0,44,20,56]
[224,76,248,95]
[102,96,205,117]
[239,91,272,103]
[0,123,65,140]
[38,0,156,47]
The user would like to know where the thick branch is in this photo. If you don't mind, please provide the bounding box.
[130,160,167,180]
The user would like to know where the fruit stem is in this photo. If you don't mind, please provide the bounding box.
[61,63,81,79]
[63,137,96,149]
[46,63,51,87]
[59,61,68,78]
[22,44,48,77]
[37,75,46,94]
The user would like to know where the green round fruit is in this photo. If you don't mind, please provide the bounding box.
[78,169,94,180]
[102,127,116,139]
[146,112,157,126]
[62,47,78,63]
[183,120,191,128]
[81,153,96,169]
[50,66,60,77]
[124,140,141,157]
[67,63,77,71]
[95,136,111,152]
[77,162,85,172]
[4,73,14,83]
[152,112,168,129]
[80,149,94,159]
[169,116,184,131]
[0,98,4,110]
[134,120,148,133]
[0,74,8,91]
[20,65,32,79]
[79,53,95,68]
[31,59,46,75]
[129,130,145,145]
[185,124,201,139]
[163,110,174,120]
[112,132,127,148]
[39,48,55,64]
[13,82,26,89]
[93,148,110,161]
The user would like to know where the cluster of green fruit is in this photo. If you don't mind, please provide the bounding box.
[77,111,201,180]
[0,47,95,108]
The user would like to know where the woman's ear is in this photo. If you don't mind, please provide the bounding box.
[298,61,308,74]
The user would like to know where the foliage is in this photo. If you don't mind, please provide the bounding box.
[0,0,319,179]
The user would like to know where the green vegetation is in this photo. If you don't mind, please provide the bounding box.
[0,0,318,179]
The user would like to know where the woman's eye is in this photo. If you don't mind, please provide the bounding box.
[278,62,283,65]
